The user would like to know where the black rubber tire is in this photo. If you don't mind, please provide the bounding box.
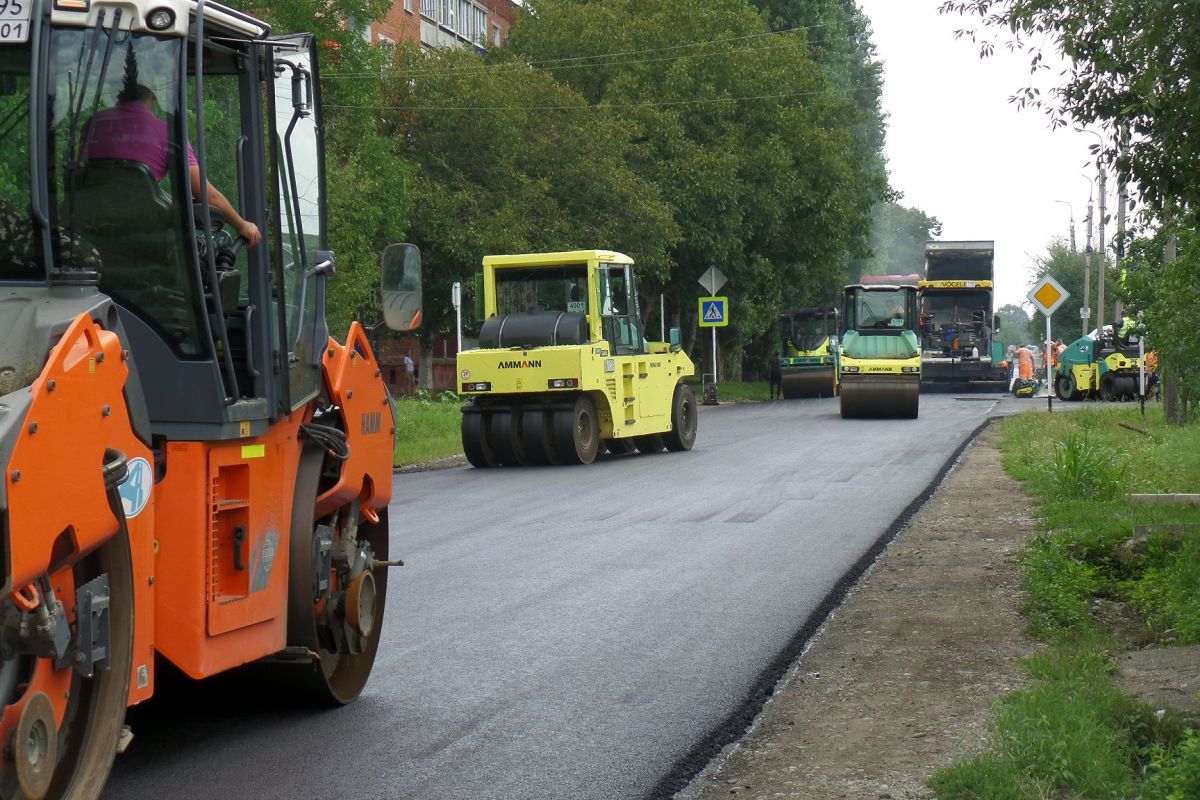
[521,407,558,465]
[280,449,388,706]
[491,407,527,466]
[603,438,636,455]
[23,517,135,800]
[1055,373,1077,401]
[664,383,697,452]
[462,409,498,468]
[634,434,666,454]
[551,395,599,465]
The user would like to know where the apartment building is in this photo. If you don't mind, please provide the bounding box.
[369,0,517,51]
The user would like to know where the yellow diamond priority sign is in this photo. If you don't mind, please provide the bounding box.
[1028,275,1069,316]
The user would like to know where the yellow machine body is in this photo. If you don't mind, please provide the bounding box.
[457,251,697,466]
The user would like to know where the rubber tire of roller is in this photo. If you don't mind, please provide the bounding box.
[664,383,698,452]
[552,395,599,465]
[491,406,528,466]
[462,410,498,468]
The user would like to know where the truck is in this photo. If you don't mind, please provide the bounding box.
[917,241,1006,391]
[0,3,419,796]
[778,307,838,399]
[837,281,921,419]
[457,250,697,466]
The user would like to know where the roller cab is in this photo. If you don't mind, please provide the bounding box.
[838,283,921,419]
[457,250,696,466]
[778,307,838,399]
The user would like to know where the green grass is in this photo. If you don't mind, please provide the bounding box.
[686,378,771,402]
[391,391,464,467]
[930,406,1200,799]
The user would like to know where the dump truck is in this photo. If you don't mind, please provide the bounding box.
[917,241,1005,391]
[0,3,419,796]
[1054,327,1143,401]
[838,281,921,419]
[457,250,696,466]
[778,307,838,398]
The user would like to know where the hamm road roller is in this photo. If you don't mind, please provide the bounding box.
[457,250,697,466]
[0,2,420,796]
[778,307,838,399]
[1054,329,1144,401]
[838,282,921,419]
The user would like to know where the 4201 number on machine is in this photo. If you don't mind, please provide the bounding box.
[0,0,30,44]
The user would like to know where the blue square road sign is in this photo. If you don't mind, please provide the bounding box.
[698,296,729,327]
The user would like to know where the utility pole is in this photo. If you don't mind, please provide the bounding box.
[1096,162,1107,332]
[1081,177,1094,337]
[1114,131,1129,322]
[1054,200,1075,251]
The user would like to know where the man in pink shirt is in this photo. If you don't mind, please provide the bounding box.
[82,85,260,247]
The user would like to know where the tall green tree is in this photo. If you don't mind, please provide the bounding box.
[379,44,677,384]
[1026,239,1119,342]
[507,0,887,374]
[994,303,1029,350]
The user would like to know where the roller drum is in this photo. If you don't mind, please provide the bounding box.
[780,367,836,399]
[839,376,920,419]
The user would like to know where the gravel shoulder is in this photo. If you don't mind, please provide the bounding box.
[678,424,1036,800]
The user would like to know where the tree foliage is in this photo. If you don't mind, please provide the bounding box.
[1026,239,1119,343]
[505,0,888,373]
[994,303,1030,350]
[378,44,677,362]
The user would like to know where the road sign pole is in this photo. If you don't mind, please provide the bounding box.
[712,326,718,384]
[1046,314,1053,413]
[452,281,463,354]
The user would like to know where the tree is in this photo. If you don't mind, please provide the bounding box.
[379,44,677,385]
[994,303,1029,350]
[508,0,888,375]
[1124,230,1200,420]
[1025,239,1119,343]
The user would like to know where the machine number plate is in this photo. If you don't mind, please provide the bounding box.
[0,0,30,44]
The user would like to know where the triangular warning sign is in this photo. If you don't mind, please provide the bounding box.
[704,302,723,321]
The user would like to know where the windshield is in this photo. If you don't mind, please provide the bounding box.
[494,265,590,316]
[0,43,35,279]
[851,289,909,331]
[46,25,207,356]
[921,290,990,327]
[782,311,832,352]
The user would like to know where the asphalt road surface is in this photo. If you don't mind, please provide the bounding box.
[105,393,1011,800]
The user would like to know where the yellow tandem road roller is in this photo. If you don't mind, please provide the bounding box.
[838,282,922,419]
[457,251,697,466]
[779,307,839,398]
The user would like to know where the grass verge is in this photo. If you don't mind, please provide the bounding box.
[391,390,464,467]
[930,405,1200,799]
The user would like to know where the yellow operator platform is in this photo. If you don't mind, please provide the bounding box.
[457,251,697,466]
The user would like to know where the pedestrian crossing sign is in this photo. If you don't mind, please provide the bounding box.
[698,296,729,327]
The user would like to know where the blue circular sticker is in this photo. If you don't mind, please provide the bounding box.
[118,457,153,519]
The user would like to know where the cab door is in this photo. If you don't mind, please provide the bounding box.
[266,34,328,411]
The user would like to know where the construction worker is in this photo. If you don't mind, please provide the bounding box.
[1015,345,1034,382]
[769,352,783,400]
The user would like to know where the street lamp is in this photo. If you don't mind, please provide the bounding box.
[1053,199,1075,252]
[1077,128,1108,331]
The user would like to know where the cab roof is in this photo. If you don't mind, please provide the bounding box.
[482,250,633,269]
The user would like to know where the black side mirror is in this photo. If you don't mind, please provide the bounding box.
[381,243,423,331]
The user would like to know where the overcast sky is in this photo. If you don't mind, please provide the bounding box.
[856,0,1109,310]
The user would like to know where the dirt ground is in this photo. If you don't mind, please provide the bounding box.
[678,425,1037,800]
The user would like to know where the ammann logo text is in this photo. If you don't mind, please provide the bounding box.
[497,359,543,369]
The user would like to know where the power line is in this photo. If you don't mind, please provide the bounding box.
[323,33,842,81]
[324,86,841,112]
[322,23,845,79]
